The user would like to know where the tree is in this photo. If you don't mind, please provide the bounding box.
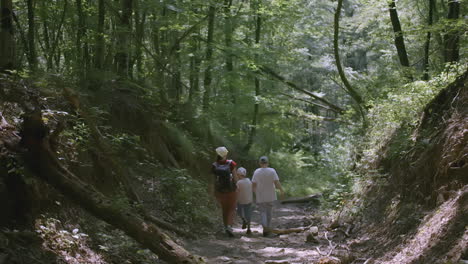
[115,0,133,78]
[333,0,365,122]
[202,4,216,111]
[0,0,14,71]
[423,0,435,80]
[27,0,37,70]
[75,0,87,77]
[245,0,262,153]
[444,0,460,63]
[388,0,410,69]
[224,0,235,104]
[94,0,105,69]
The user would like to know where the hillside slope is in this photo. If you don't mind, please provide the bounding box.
[349,71,468,263]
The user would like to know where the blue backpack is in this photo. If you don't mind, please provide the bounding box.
[213,160,236,192]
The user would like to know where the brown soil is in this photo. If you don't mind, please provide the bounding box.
[184,202,351,264]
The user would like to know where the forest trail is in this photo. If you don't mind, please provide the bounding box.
[184,201,338,264]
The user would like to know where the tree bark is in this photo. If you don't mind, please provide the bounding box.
[0,0,14,71]
[244,0,261,153]
[134,1,146,80]
[388,0,411,69]
[188,35,201,104]
[20,110,204,264]
[444,0,460,63]
[115,0,133,78]
[202,5,215,111]
[224,0,235,104]
[258,65,345,114]
[334,0,364,108]
[94,0,105,69]
[423,0,435,80]
[26,0,37,71]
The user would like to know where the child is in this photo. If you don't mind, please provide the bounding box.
[236,167,253,234]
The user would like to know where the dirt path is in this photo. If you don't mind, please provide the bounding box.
[185,201,337,264]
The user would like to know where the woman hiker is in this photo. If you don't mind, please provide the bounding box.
[212,146,238,237]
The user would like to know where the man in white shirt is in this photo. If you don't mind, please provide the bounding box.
[252,156,284,237]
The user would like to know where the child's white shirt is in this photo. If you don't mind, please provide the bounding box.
[237,178,253,204]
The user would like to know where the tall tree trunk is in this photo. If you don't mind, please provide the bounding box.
[444,0,460,63]
[115,0,133,78]
[94,0,105,69]
[134,1,146,80]
[26,0,37,71]
[76,0,88,78]
[224,0,235,104]
[188,36,201,104]
[170,29,182,101]
[202,5,215,111]
[388,0,411,68]
[42,17,53,70]
[423,0,434,80]
[334,0,365,123]
[244,0,261,153]
[0,0,14,71]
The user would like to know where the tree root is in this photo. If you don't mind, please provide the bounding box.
[20,109,204,264]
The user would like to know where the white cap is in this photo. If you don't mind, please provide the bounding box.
[237,167,247,176]
[215,146,229,158]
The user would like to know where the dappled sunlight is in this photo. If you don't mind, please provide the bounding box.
[382,189,465,264]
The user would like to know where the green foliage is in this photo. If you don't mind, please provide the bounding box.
[363,66,467,165]
[157,168,215,226]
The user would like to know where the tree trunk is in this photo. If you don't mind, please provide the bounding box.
[26,0,37,71]
[202,5,215,111]
[334,0,364,107]
[224,0,235,104]
[42,17,53,70]
[20,110,204,264]
[94,0,105,69]
[423,0,434,81]
[76,0,87,77]
[244,0,261,153]
[188,36,201,104]
[134,1,146,80]
[444,0,460,63]
[0,0,14,71]
[388,0,411,69]
[115,0,133,78]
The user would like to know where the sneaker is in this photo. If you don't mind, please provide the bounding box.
[225,226,234,237]
[242,220,247,229]
[246,228,252,235]
[263,230,276,238]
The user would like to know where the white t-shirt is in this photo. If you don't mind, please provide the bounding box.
[252,167,279,203]
[236,178,253,204]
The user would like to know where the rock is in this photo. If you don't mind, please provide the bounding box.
[265,261,290,264]
[306,226,319,243]
[328,220,340,230]
[333,249,356,264]
[318,256,341,264]
[310,226,319,235]
[306,232,318,243]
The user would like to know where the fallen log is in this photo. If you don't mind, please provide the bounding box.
[20,109,204,264]
[142,212,196,239]
[270,226,311,235]
[281,194,321,204]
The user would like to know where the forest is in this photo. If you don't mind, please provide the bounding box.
[0,0,466,263]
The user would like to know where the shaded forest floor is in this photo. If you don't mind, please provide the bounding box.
[184,201,351,264]
[184,188,467,264]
